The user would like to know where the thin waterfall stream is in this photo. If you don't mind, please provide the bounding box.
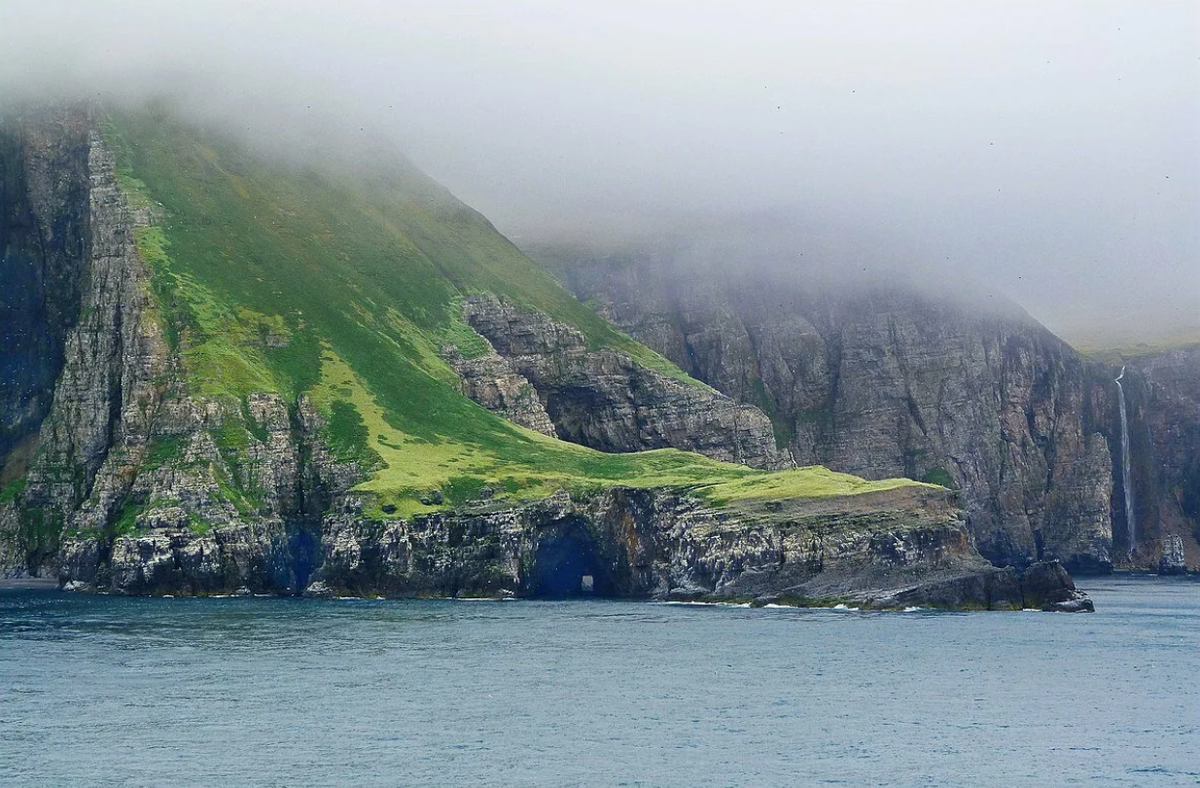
[1115,366,1136,555]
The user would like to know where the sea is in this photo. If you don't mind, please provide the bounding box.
[2,576,1196,788]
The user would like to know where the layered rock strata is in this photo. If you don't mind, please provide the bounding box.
[0,108,92,485]
[461,294,791,470]
[59,482,1091,612]
[533,246,1124,572]
[1123,345,1200,571]
[444,342,557,436]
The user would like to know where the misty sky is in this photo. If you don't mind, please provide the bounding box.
[3,0,1197,345]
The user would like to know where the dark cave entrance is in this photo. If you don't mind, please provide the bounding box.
[289,527,319,592]
[528,520,614,598]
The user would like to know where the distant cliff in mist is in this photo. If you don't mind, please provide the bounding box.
[528,241,1200,575]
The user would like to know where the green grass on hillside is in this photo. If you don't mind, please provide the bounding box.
[1076,336,1200,364]
[103,104,924,516]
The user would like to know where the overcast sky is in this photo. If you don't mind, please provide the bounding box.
[3,0,1197,345]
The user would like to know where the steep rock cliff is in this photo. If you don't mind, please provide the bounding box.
[0,110,357,584]
[444,340,558,437]
[532,246,1119,572]
[461,294,791,470]
[0,106,1089,609]
[1117,344,1200,570]
[60,476,1090,611]
[0,109,91,487]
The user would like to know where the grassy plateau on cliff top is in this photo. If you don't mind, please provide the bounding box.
[104,104,924,517]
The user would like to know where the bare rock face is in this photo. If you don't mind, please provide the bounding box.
[1159,534,1187,576]
[0,109,91,488]
[532,246,1120,572]
[1122,345,1200,571]
[444,342,557,436]
[315,483,1087,610]
[1040,433,1114,573]
[461,294,791,470]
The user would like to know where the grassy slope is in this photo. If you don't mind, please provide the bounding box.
[105,105,925,517]
[1076,336,1200,364]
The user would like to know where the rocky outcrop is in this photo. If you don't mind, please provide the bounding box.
[532,245,1120,572]
[52,392,355,595]
[1018,560,1094,612]
[1,111,174,570]
[461,294,791,470]
[55,479,1090,611]
[318,485,988,603]
[1158,534,1187,575]
[444,343,557,436]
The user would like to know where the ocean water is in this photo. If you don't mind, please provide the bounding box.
[1,577,1197,788]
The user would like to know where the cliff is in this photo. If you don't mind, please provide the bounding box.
[0,104,1090,610]
[459,294,790,470]
[1117,344,1200,569]
[0,108,91,491]
[529,244,1156,573]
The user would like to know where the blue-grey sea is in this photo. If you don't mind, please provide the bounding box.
[2,576,1197,787]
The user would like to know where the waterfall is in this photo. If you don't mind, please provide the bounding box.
[1115,366,1136,554]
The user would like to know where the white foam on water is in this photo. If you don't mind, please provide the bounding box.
[663,600,751,608]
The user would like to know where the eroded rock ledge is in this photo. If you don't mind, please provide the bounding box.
[461,294,792,471]
[52,484,1090,611]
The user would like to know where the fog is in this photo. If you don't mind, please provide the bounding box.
[2,0,1196,347]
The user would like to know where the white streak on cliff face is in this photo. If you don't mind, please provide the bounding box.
[1115,366,1136,554]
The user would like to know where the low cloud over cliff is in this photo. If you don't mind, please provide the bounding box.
[2,0,1196,345]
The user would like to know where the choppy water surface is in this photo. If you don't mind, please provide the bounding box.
[2,577,1197,787]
